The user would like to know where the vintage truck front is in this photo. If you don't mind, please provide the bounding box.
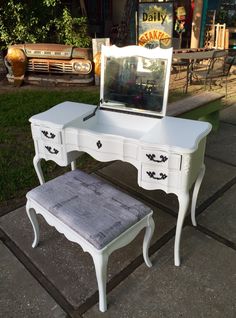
[4,43,93,86]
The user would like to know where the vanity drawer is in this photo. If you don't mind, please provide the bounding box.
[37,141,64,161]
[79,133,123,155]
[141,149,181,170]
[141,164,180,187]
[32,125,62,144]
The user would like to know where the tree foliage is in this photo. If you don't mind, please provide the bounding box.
[0,0,91,50]
[54,8,91,48]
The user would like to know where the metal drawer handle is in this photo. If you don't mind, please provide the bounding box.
[97,140,102,149]
[146,154,168,163]
[45,146,59,155]
[146,171,167,180]
[41,130,56,139]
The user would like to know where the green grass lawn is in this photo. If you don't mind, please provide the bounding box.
[0,86,188,212]
[0,88,101,210]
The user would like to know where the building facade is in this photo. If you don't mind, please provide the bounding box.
[66,1,235,49]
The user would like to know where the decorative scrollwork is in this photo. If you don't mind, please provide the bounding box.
[41,130,56,139]
[146,171,167,180]
[45,146,59,155]
[146,154,168,163]
[97,140,102,149]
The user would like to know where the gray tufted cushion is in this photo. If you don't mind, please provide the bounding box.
[26,170,152,250]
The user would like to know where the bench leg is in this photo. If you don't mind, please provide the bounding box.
[191,164,205,227]
[26,202,40,248]
[92,252,109,312]
[143,215,155,268]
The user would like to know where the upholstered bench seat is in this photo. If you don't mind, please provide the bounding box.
[27,169,152,249]
[26,169,154,312]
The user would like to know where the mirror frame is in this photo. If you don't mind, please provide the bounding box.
[100,45,173,117]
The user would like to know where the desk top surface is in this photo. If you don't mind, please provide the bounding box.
[30,101,212,153]
[29,101,95,128]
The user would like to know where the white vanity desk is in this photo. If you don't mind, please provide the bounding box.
[30,45,211,266]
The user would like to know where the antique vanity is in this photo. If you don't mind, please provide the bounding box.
[29,45,212,266]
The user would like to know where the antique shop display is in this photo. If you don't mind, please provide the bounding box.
[27,45,212,310]
[28,45,211,269]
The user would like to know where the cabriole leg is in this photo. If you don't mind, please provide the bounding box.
[175,192,190,266]
[26,202,40,248]
[191,164,205,227]
[92,252,109,312]
[33,155,45,185]
[71,160,76,171]
[143,215,155,267]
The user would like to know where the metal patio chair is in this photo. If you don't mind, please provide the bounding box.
[190,50,235,96]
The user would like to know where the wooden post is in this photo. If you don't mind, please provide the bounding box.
[80,0,87,16]
[190,0,204,48]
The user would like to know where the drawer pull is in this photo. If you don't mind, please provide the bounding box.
[146,171,167,180]
[41,130,56,139]
[97,140,102,149]
[45,146,59,155]
[146,154,168,163]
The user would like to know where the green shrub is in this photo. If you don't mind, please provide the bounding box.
[0,0,91,50]
[54,7,91,48]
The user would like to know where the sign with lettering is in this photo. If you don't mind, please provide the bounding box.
[138,2,173,49]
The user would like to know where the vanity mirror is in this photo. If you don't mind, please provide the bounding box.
[100,45,173,117]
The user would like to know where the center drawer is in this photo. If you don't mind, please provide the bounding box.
[78,132,123,155]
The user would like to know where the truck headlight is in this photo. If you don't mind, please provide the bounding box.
[74,62,82,72]
[73,61,92,74]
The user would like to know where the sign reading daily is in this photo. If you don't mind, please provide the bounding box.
[138,2,173,49]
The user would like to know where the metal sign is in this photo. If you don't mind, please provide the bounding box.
[138,2,173,49]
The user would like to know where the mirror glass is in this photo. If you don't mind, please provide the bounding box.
[102,55,167,115]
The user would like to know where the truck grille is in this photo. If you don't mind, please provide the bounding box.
[27,59,91,74]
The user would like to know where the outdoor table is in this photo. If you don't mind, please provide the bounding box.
[172,48,225,93]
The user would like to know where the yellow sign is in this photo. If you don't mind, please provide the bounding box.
[138,3,173,49]
[139,29,171,47]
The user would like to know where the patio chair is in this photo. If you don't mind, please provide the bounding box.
[190,50,235,96]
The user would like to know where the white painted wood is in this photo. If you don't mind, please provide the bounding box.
[191,164,206,226]
[33,155,45,185]
[71,160,76,171]
[140,149,181,170]
[29,45,212,267]
[30,103,211,265]
[26,195,154,312]
[92,253,108,312]
[174,191,190,267]
[29,101,95,129]
[26,201,40,248]
[140,116,211,153]
[143,215,155,268]
[141,165,180,188]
